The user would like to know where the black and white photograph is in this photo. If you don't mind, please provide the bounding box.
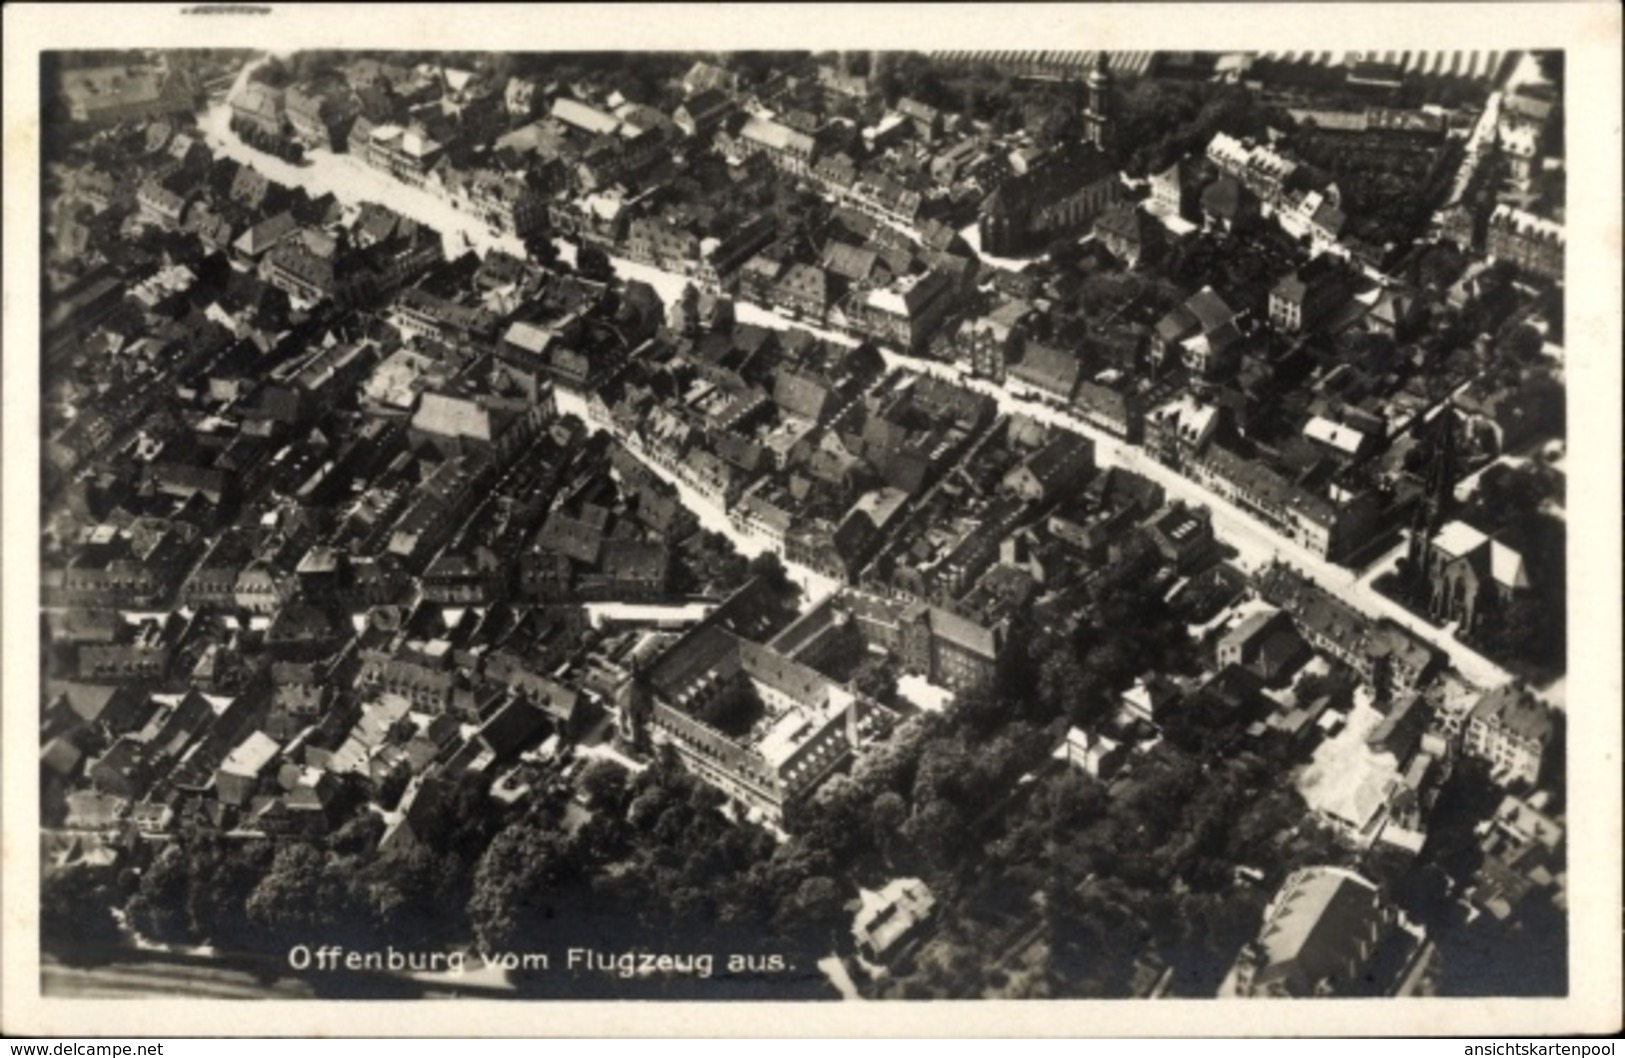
[4,2,1620,1039]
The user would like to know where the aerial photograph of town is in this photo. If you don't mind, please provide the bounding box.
[34,43,1573,1003]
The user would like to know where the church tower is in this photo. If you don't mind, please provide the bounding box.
[1407,408,1457,576]
[1083,57,1113,152]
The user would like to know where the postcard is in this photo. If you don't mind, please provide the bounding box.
[3,2,1620,1039]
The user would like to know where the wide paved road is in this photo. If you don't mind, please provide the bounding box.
[198,57,528,261]
[195,59,1512,692]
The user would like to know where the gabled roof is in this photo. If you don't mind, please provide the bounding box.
[551,97,621,136]
[774,369,833,421]
[851,486,910,530]
[1017,432,1093,489]
[1470,683,1554,745]
[896,97,940,123]
[1250,866,1389,995]
[231,83,284,123]
[233,211,297,256]
[820,241,879,281]
[927,606,998,659]
[1094,201,1152,243]
[600,539,668,581]
[220,730,280,778]
[412,392,497,442]
[683,61,737,97]
[740,116,816,157]
[1186,286,1238,333]
[1009,341,1081,398]
[777,263,828,305]
[1311,199,1346,237]
[536,510,604,565]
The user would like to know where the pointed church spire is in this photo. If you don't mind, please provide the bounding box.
[1408,407,1457,575]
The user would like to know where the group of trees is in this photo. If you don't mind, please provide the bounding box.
[248,52,349,91]
[1290,130,1463,249]
[114,773,504,960]
[1116,80,1285,177]
[1022,577,1201,733]
[461,748,844,996]
[783,571,1316,997]
[229,115,305,164]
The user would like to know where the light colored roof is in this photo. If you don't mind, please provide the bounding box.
[854,877,935,957]
[740,116,815,157]
[1221,608,1281,652]
[929,606,997,659]
[232,83,284,122]
[1254,866,1385,992]
[1432,519,1488,559]
[1489,204,1564,243]
[412,392,493,441]
[1490,542,1528,590]
[398,129,441,158]
[551,97,620,136]
[1303,416,1366,455]
[502,320,557,355]
[232,211,297,255]
[1151,396,1218,442]
[864,285,910,316]
[220,731,280,777]
[1498,121,1540,158]
[1432,519,1529,589]
[852,486,911,530]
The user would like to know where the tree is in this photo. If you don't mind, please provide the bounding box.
[1292,667,1356,710]
[125,845,194,944]
[1037,648,1104,727]
[1046,234,1085,271]
[42,866,123,963]
[777,875,846,944]
[912,737,975,810]
[245,843,349,944]
[1482,594,1564,674]
[1463,462,1556,532]
[579,758,629,813]
[871,790,909,862]
[358,844,465,949]
[467,821,575,953]
[328,812,386,856]
[901,798,965,877]
[525,231,559,267]
[693,682,765,737]
[575,243,614,283]
[851,654,897,703]
[376,763,412,811]
[748,550,793,597]
[850,713,937,797]
[250,57,291,88]
[1031,98,1081,150]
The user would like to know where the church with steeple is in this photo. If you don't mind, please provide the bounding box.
[1083,58,1113,152]
[1405,409,1532,636]
[1407,408,1457,575]
[976,57,1120,256]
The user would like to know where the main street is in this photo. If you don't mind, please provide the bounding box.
[198,58,527,261]
[197,63,1512,692]
[551,389,842,609]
